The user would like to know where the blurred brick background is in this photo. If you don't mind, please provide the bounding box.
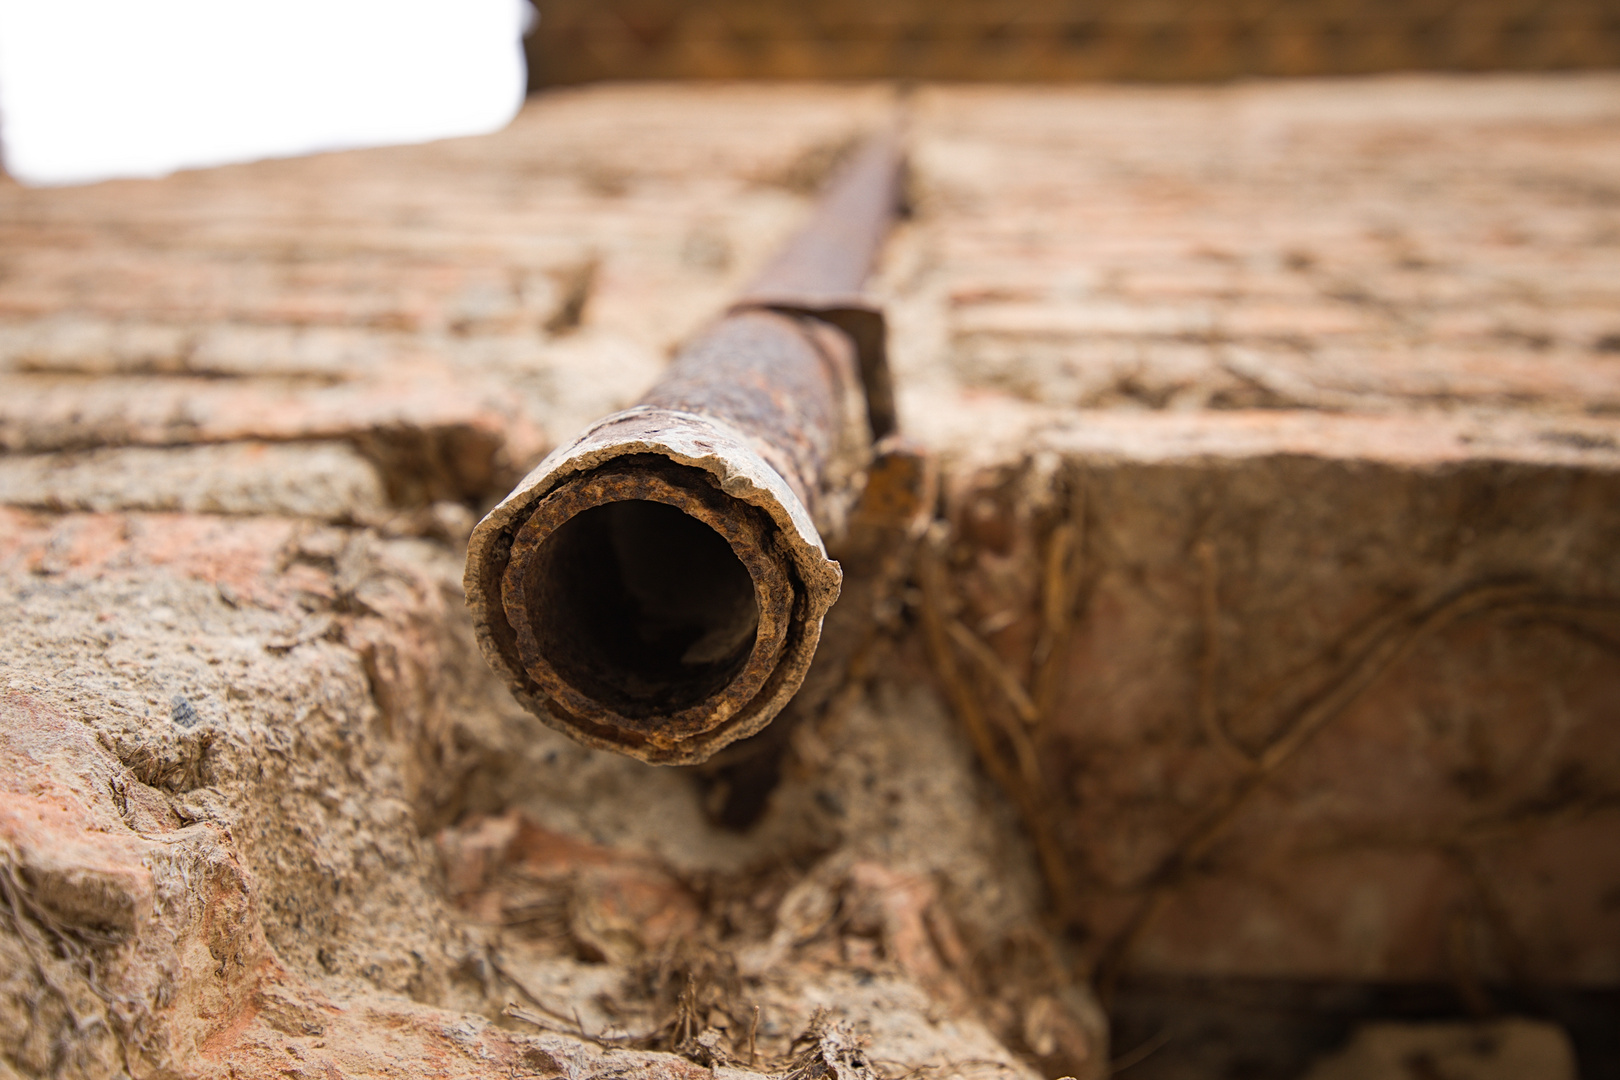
[526,0,1620,86]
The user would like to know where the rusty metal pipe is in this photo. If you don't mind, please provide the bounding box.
[465,129,904,764]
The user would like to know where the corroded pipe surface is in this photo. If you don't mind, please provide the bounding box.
[465,131,903,764]
[741,126,905,303]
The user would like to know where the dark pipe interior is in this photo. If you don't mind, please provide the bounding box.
[524,499,760,717]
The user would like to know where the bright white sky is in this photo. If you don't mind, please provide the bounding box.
[0,0,532,186]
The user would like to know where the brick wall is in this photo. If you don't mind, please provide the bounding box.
[527,0,1620,85]
[3,75,1619,1078]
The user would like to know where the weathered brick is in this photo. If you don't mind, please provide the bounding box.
[895,76,1620,994]
[0,442,389,520]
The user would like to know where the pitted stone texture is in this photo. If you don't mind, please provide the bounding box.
[0,506,1060,1078]
[0,510,480,997]
[0,690,732,1080]
[0,442,389,519]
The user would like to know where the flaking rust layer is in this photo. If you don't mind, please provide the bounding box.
[465,131,902,764]
[466,403,843,763]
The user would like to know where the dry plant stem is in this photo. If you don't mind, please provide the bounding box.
[917,533,1022,804]
[493,954,591,1031]
[917,528,1074,920]
[1194,539,1253,771]
[1300,787,1620,857]
[1254,582,1545,774]
[1456,843,1535,978]
[917,504,1099,932]
[1096,581,1620,994]
[504,1004,632,1048]
[0,861,139,1077]
[1031,512,1084,722]
[1107,1027,1174,1075]
[1215,579,1432,763]
[1445,909,1496,1017]
[946,618,1046,798]
[946,619,1039,726]
[875,1060,1026,1080]
[0,864,86,1033]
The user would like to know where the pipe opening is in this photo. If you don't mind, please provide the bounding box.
[519,499,761,717]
